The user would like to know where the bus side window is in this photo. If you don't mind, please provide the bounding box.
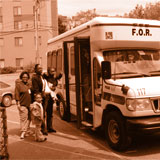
[47,51,52,68]
[57,49,62,73]
[93,58,102,105]
[52,51,57,70]
[70,46,75,75]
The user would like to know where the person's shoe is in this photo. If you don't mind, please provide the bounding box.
[25,132,30,137]
[36,137,47,142]
[27,130,34,135]
[48,128,56,133]
[20,132,25,139]
[41,130,48,135]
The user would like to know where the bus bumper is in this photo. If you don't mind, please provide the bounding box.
[126,116,160,134]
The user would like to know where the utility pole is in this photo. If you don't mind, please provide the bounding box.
[35,0,40,64]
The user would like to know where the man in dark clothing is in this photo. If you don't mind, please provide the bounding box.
[31,64,43,103]
[43,67,62,133]
[31,64,49,135]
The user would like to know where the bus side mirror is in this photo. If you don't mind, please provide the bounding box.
[101,61,111,79]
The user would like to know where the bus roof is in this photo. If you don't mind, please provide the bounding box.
[48,17,160,44]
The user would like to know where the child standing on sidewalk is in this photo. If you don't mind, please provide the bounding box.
[30,93,47,142]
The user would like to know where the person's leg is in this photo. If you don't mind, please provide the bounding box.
[26,108,33,135]
[47,96,56,132]
[18,106,30,139]
[41,94,49,134]
[35,123,47,142]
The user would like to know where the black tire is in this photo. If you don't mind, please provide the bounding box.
[104,111,130,151]
[58,98,67,120]
[2,95,12,107]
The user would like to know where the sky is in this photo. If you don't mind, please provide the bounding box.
[58,0,159,17]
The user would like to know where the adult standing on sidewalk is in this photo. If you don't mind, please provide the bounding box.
[15,71,32,139]
[31,64,43,103]
[42,67,62,133]
[31,64,48,135]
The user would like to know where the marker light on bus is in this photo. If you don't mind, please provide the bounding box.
[126,98,152,111]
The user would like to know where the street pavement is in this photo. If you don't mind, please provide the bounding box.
[6,104,124,160]
[3,73,160,160]
[2,73,160,159]
[1,73,125,160]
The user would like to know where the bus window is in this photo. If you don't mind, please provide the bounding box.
[47,51,52,68]
[70,46,75,75]
[52,51,57,70]
[57,49,62,73]
[93,58,102,105]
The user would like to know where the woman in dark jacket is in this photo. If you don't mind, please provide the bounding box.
[15,71,31,139]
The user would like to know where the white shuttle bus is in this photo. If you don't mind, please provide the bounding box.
[47,17,160,150]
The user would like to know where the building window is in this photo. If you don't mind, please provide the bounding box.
[0,38,4,46]
[0,59,4,68]
[15,37,23,46]
[13,6,22,16]
[16,58,23,69]
[14,21,22,30]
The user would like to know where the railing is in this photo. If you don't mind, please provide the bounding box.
[0,107,9,159]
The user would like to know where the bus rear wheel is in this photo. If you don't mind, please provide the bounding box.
[104,111,130,151]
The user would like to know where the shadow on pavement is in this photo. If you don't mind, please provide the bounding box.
[7,127,122,160]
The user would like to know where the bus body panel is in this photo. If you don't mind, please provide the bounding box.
[47,17,160,149]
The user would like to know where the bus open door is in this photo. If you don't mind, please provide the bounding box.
[74,37,93,128]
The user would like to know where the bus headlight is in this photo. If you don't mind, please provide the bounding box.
[126,98,152,111]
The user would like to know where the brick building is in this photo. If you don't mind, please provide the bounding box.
[0,0,58,69]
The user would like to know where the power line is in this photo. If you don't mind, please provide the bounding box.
[0,23,57,36]
[0,28,34,36]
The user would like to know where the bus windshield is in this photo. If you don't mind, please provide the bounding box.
[103,49,160,78]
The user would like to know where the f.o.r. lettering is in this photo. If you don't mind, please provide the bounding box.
[132,28,152,36]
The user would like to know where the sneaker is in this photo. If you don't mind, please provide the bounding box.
[20,132,25,139]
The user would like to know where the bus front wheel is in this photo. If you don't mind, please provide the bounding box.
[104,111,130,151]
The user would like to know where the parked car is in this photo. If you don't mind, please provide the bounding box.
[0,81,14,107]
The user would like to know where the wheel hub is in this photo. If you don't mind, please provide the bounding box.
[108,119,120,144]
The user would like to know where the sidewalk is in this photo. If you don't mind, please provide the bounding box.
[6,106,123,160]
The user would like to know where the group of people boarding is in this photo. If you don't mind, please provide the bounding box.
[15,64,62,142]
